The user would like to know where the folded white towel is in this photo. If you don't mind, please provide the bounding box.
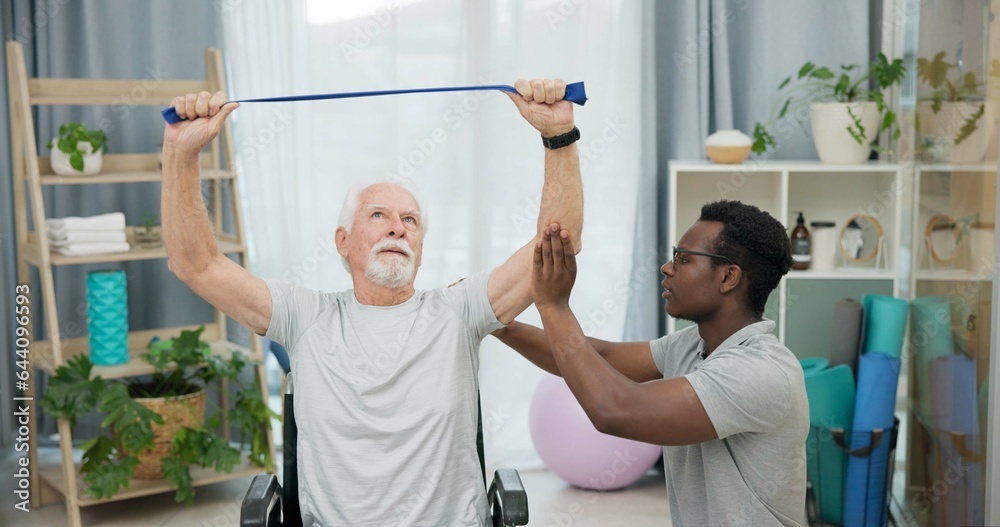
[48,230,127,245]
[46,212,126,233]
[53,242,132,257]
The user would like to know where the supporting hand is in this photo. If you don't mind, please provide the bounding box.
[506,79,575,137]
[531,223,577,311]
[163,91,238,156]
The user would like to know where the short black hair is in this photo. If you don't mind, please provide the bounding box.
[698,200,792,318]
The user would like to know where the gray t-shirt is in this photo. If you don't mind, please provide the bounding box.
[265,270,503,526]
[650,320,808,526]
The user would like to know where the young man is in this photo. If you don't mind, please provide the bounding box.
[161,79,582,526]
[496,201,808,526]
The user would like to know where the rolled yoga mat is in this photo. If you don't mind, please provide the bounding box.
[800,357,830,376]
[829,298,864,374]
[86,269,129,365]
[162,82,588,123]
[844,352,901,527]
[929,354,983,527]
[861,295,909,357]
[909,296,955,421]
[804,364,855,525]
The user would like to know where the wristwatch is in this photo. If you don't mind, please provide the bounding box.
[541,126,580,149]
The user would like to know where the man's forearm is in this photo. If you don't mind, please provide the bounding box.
[161,145,222,281]
[494,323,561,375]
[537,144,583,246]
[538,306,631,428]
[495,321,619,376]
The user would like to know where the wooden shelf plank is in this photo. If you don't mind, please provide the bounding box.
[34,153,229,185]
[23,237,245,266]
[40,168,231,185]
[913,269,995,282]
[34,328,261,379]
[27,78,210,107]
[39,455,265,507]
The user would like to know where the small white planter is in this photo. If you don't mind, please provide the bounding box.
[810,102,879,164]
[917,100,999,164]
[50,140,103,176]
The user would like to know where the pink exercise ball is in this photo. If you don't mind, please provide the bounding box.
[530,374,662,490]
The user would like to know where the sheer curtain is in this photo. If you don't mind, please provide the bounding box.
[222,0,651,468]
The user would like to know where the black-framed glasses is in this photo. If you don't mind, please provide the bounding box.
[671,246,737,267]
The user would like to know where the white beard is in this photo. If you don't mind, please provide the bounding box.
[364,239,416,288]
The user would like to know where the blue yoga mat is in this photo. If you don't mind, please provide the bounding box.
[804,364,855,525]
[929,354,983,527]
[910,296,955,420]
[162,82,588,123]
[800,357,830,376]
[844,352,900,527]
[861,295,909,357]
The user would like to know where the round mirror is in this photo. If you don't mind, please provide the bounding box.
[840,214,883,263]
[924,214,960,264]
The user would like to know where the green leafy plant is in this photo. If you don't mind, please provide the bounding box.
[41,326,277,505]
[917,53,1000,145]
[45,122,108,171]
[752,53,907,155]
[140,216,160,234]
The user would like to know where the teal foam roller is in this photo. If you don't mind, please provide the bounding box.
[87,269,128,366]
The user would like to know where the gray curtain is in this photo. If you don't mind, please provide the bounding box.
[624,0,875,340]
[1,1,224,442]
[1,5,16,451]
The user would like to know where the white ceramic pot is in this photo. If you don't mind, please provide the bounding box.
[917,100,998,164]
[50,140,103,176]
[705,129,752,164]
[809,102,879,164]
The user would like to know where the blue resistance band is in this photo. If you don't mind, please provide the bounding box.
[162,82,587,123]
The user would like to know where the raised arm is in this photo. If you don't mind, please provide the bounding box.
[489,79,583,324]
[530,229,717,446]
[493,320,661,383]
[162,91,272,336]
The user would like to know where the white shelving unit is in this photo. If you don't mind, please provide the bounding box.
[906,163,996,506]
[668,160,904,353]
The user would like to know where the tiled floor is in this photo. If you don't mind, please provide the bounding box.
[1,447,671,526]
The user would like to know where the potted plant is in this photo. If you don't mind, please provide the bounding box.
[752,53,907,163]
[46,122,108,176]
[40,326,276,505]
[136,216,163,248]
[916,52,1000,163]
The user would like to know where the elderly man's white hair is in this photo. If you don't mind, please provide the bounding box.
[337,176,428,273]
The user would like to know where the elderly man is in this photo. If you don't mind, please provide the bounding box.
[161,79,582,526]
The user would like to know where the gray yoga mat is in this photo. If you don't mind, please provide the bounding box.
[929,354,983,527]
[829,298,864,374]
[910,296,955,421]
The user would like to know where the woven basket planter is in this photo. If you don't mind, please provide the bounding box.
[126,390,206,479]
